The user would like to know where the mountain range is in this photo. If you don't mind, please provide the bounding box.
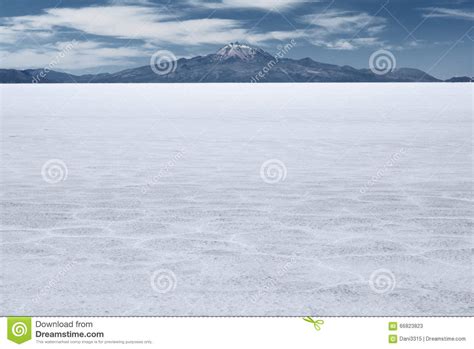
[0,43,471,83]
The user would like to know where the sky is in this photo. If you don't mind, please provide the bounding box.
[0,0,472,79]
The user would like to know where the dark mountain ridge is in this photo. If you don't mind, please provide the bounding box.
[0,43,469,83]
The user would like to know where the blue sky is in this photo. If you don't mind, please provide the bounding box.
[0,0,472,78]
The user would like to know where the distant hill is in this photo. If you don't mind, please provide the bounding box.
[0,43,468,83]
[444,76,472,83]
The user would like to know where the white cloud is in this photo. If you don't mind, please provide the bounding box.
[108,0,155,5]
[302,10,386,35]
[422,7,474,20]
[246,29,307,43]
[0,4,306,70]
[315,37,382,50]
[188,0,308,11]
[0,40,146,71]
[0,4,393,70]
[1,6,250,46]
[0,26,53,44]
[301,10,386,50]
[1,5,385,55]
[0,5,305,47]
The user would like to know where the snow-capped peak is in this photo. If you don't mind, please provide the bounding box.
[216,42,260,61]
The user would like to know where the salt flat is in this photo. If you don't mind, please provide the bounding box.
[0,83,472,316]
